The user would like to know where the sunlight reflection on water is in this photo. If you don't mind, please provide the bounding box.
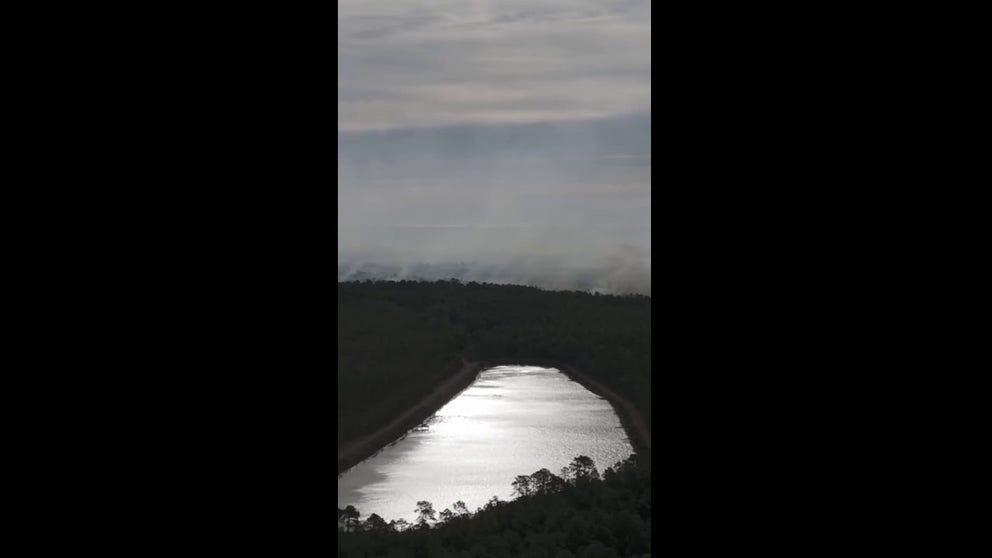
[337,365,633,523]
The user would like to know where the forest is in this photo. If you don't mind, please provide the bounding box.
[338,454,651,558]
[337,280,652,556]
[338,280,651,456]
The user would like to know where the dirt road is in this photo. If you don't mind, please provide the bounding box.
[555,364,651,455]
[337,358,482,475]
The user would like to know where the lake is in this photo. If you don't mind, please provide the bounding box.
[337,364,634,524]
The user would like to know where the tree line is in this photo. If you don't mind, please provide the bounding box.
[338,455,650,558]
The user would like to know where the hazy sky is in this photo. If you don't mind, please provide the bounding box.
[338,0,651,294]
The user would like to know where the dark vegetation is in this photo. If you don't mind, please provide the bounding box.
[338,455,651,558]
[337,281,651,557]
[338,280,651,451]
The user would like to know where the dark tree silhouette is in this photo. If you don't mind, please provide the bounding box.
[438,508,454,523]
[562,455,600,483]
[340,505,360,532]
[529,468,567,494]
[512,474,534,497]
[415,500,436,526]
[482,495,504,512]
[362,513,388,533]
[452,500,469,516]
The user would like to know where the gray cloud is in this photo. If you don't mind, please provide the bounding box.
[338,1,651,295]
[338,0,650,132]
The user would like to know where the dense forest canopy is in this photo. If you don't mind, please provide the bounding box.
[337,280,652,459]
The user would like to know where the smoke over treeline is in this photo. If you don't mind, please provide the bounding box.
[338,1,651,295]
[338,116,651,295]
[337,250,650,296]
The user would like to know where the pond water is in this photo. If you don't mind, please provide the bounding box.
[337,365,634,524]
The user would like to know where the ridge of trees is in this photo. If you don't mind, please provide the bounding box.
[338,455,650,558]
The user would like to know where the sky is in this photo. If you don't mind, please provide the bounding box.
[338,0,651,294]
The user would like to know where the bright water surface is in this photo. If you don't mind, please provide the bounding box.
[337,365,634,523]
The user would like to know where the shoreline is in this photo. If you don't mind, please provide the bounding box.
[337,358,651,476]
[337,358,483,475]
[481,358,651,463]
[554,364,652,462]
